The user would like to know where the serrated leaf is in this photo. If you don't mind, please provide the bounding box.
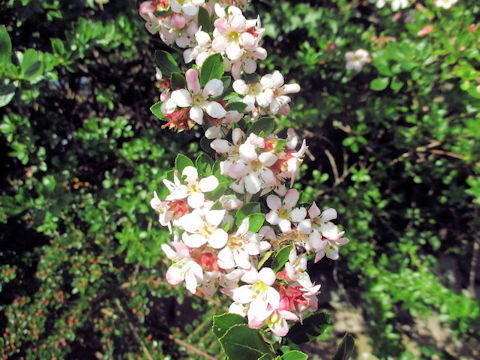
[271,245,294,273]
[175,154,194,175]
[219,324,273,359]
[281,350,308,360]
[235,202,261,227]
[150,101,164,119]
[200,53,224,87]
[249,117,275,136]
[198,6,214,33]
[370,77,389,91]
[333,333,355,360]
[170,72,186,89]
[154,50,181,77]
[195,152,214,176]
[212,313,246,339]
[287,312,331,345]
[0,25,12,68]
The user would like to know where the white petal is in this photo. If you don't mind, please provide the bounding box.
[182,166,199,184]
[209,229,228,249]
[245,173,262,194]
[218,247,235,270]
[233,285,254,303]
[290,207,307,222]
[199,176,219,192]
[278,218,291,233]
[233,80,249,95]
[211,139,232,153]
[266,195,282,211]
[258,267,276,285]
[284,189,299,208]
[190,106,204,125]
[183,233,207,248]
[188,192,205,209]
[205,101,227,119]
[179,213,203,233]
[259,152,277,167]
[308,202,321,218]
[266,287,280,308]
[206,209,226,227]
[171,89,192,108]
[203,79,224,98]
[321,208,337,222]
[226,42,243,60]
[239,143,258,161]
[265,210,279,225]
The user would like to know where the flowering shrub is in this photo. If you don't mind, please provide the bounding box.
[141,0,352,357]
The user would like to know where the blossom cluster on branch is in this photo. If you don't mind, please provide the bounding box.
[141,0,349,336]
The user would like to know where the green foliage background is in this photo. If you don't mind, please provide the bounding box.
[0,0,479,359]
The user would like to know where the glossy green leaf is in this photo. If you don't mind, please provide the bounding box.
[21,49,44,81]
[200,53,224,87]
[219,324,273,360]
[235,202,261,226]
[370,77,389,91]
[257,251,273,270]
[0,25,12,68]
[247,213,265,233]
[271,245,293,273]
[226,101,247,113]
[212,313,246,339]
[280,350,308,360]
[195,152,214,176]
[150,101,164,119]
[287,312,331,345]
[198,6,214,33]
[170,72,186,90]
[175,154,194,175]
[0,81,16,107]
[154,50,181,77]
[333,333,355,360]
[249,117,275,136]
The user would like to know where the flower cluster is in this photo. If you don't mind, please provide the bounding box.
[345,49,371,72]
[141,0,349,336]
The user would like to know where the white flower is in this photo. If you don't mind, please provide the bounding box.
[179,209,228,249]
[434,0,457,9]
[345,49,371,71]
[265,189,307,233]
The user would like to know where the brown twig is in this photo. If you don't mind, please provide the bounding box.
[324,149,340,185]
[161,330,219,360]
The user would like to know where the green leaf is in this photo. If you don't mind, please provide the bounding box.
[258,355,273,360]
[221,76,231,90]
[212,313,246,339]
[247,213,265,233]
[226,101,247,113]
[390,77,404,91]
[370,77,389,91]
[0,81,16,107]
[0,25,12,68]
[195,152,214,176]
[175,154,195,175]
[51,38,65,55]
[271,245,293,273]
[154,50,181,77]
[249,117,275,136]
[170,72,186,90]
[235,202,261,227]
[287,312,331,345]
[280,350,308,360]
[150,101,164,119]
[219,324,273,360]
[333,333,355,360]
[257,251,273,270]
[21,49,44,81]
[200,136,216,157]
[200,53,224,87]
[198,6,214,33]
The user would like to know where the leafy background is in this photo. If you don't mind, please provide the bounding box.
[1,0,479,359]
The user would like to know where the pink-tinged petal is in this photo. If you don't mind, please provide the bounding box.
[266,287,280,308]
[190,261,204,280]
[239,143,258,161]
[266,195,282,211]
[166,266,184,285]
[242,95,256,111]
[205,125,222,139]
[290,207,307,222]
[183,233,207,248]
[270,319,290,337]
[184,271,198,294]
[235,251,252,269]
[231,14,247,32]
[308,230,323,249]
[218,247,235,270]
[189,105,204,125]
[321,208,337,222]
[245,173,262,194]
[253,47,267,60]
[203,79,224,98]
[209,229,228,249]
[269,99,281,115]
[236,218,250,236]
[195,30,211,46]
[185,69,200,94]
[336,237,350,246]
[241,267,258,283]
[279,103,290,116]
[248,299,269,320]
[182,166,199,184]
[314,250,325,263]
[258,267,276,286]
[243,58,257,74]
[298,219,312,234]
[172,242,189,257]
[205,101,227,118]
[161,244,176,260]
[248,315,267,329]
[161,98,177,114]
[212,36,227,52]
[213,18,229,33]
[239,32,255,48]
[170,0,182,12]
[308,202,321,218]
[326,247,339,260]
[284,189,300,208]
[321,222,343,240]
[278,218,292,233]
[179,213,203,233]
[259,152,277,167]
[265,210,279,225]
[226,42,243,61]
[182,4,198,16]
[171,13,187,28]
[233,79,249,95]
[280,310,299,322]
[211,139,231,153]
[260,168,276,186]
[345,52,354,61]
[199,176,219,192]
[171,89,192,108]
[233,285,254,303]
[187,192,205,209]
[232,128,244,145]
